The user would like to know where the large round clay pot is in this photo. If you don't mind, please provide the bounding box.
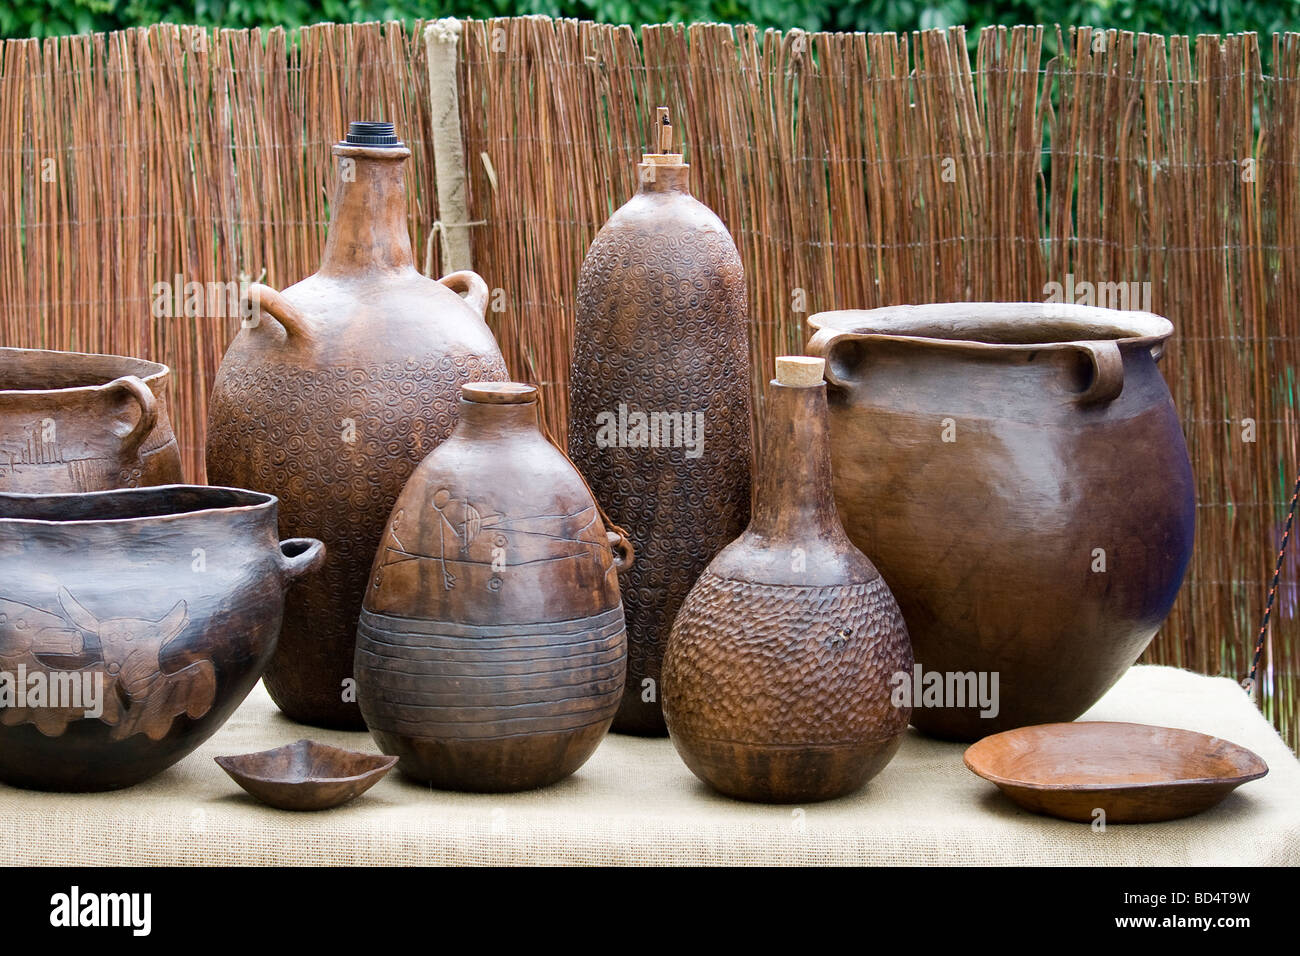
[357,382,631,792]
[0,346,183,492]
[568,110,752,736]
[663,357,912,803]
[806,303,1196,741]
[206,121,508,729]
[0,485,325,791]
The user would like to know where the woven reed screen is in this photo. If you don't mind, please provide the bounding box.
[0,19,1296,750]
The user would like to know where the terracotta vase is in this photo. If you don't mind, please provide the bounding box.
[0,346,183,492]
[662,357,913,803]
[567,109,752,736]
[0,485,324,792]
[356,382,632,792]
[206,121,508,729]
[806,302,1196,741]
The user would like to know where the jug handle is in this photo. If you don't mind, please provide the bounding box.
[277,538,327,583]
[106,375,158,453]
[606,530,635,574]
[439,270,490,317]
[1070,341,1125,405]
[243,283,314,342]
[806,327,866,388]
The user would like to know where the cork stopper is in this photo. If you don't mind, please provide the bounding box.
[462,382,537,404]
[641,106,685,166]
[775,356,825,387]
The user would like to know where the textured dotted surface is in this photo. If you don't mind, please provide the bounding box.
[663,570,913,745]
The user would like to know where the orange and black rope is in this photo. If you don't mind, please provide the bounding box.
[1245,467,1300,695]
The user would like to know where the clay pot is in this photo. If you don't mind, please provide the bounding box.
[206,121,508,729]
[356,382,631,792]
[0,485,325,791]
[0,346,183,492]
[806,302,1196,741]
[568,109,752,736]
[662,357,913,803]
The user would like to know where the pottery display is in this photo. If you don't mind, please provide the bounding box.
[216,739,398,811]
[0,485,325,791]
[806,302,1196,741]
[568,108,752,736]
[662,357,912,803]
[206,120,509,729]
[0,346,183,492]
[356,381,631,791]
[964,722,1268,823]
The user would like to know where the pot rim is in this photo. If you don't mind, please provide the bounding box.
[808,301,1172,352]
[0,346,170,398]
[0,484,276,527]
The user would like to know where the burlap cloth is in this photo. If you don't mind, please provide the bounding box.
[1,664,1296,865]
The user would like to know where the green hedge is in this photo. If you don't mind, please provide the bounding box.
[2,0,1297,41]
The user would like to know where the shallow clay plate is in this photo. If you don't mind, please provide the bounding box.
[964,721,1268,824]
[216,739,398,811]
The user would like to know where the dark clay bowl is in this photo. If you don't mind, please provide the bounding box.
[964,721,1268,824]
[215,739,397,811]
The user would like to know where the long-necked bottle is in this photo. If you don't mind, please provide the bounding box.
[568,108,753,735]
[206,121,508,729]
[662,357,913,802]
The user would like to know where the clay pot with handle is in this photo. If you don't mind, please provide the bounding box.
[806,302,1196,741]
[662,357,913,803]
[206,121,509,729]
[0,346,183,492]
[356,382,631,792]
[0,485,324,791]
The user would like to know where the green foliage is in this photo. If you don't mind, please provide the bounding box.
[1,0,1298,40]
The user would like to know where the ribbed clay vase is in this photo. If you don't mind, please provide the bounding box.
[807,303,1196,741]
[0,347,183,492]
[568,109,752,736]
[206,121,508,729]
[356,382,632,792]
[662,357,913,803]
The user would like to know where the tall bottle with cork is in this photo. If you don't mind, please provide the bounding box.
[568,108,753,735]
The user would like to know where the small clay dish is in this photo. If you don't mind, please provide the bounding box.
[964,721,1268,824]
[215,739,398,811]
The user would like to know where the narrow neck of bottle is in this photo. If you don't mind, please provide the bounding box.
[748,381,843,541]
[457,397,541,438]
[319,147,414,277]
[636,162,690,195]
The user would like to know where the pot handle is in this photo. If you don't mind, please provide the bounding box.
[606,530,635,574]
[806,327,868,388]
[439,270,490,317]
[277,538,327,584]
[1070,340,1125,405]
[242,283,314,341]
[107,375,158,453]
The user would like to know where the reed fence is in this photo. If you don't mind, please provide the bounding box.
[0,17,1296,749]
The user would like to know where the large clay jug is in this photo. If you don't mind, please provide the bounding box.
[356,382,632,791]
[206,121,509,729]
[662,357,913,803]
[0,347,182,492]
[568,109,752,736]
[807,302,1196,741]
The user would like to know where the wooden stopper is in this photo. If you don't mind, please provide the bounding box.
[462,381,537,404]
[642,106,685,166]
[775,356,825,387]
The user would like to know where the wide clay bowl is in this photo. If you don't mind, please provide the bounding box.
[0,485,324,792]
[216,739,397,811]
[964,721,1268,823]
[0,346,183,492]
